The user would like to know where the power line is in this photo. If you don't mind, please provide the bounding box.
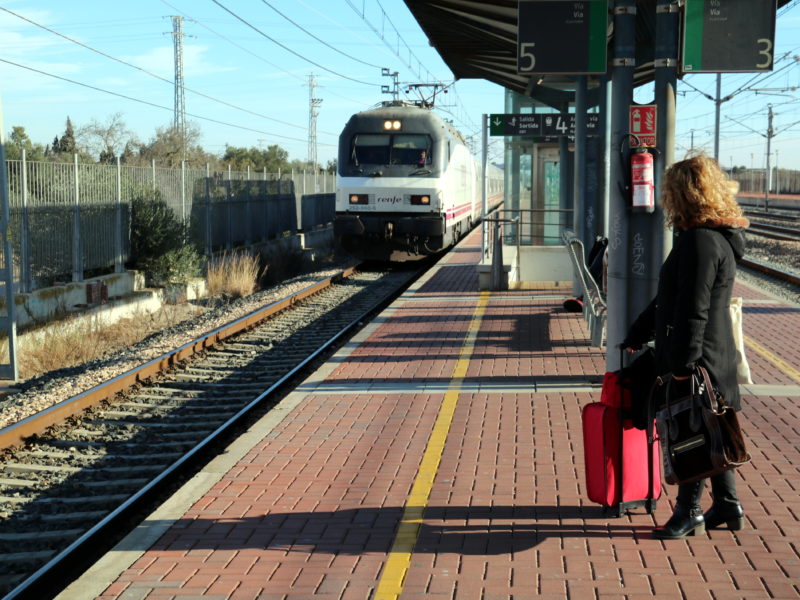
[259,0,382,69]
[159,0,371,121]
[210,0,379,87]
[0,57,337,147]
[0,5,332,135]
[343,0,480,134]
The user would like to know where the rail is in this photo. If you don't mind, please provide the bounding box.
[562,230,606,347]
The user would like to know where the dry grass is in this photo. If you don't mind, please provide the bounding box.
[206,251,264,298]
[0,304,203,381]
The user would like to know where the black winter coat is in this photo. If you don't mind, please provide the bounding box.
[623,220,747,411]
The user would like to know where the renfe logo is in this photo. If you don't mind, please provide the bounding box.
[376,196,403,204]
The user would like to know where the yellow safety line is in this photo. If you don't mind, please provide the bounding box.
[745,335,800,384]
[373,291,490,600]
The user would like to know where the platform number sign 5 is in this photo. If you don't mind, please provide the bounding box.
[682,0,776,73]
[517,1,608,75]
[519,43,536,72]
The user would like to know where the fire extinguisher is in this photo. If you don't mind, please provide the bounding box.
[630,147,655,213]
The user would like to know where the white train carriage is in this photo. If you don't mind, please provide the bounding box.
[334,102,503,261]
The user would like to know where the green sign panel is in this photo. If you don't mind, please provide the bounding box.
[683,0,776,73]
[517,0,608,75]
[489,113,600,137]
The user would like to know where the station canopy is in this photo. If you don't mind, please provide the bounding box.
[403,0,792,109]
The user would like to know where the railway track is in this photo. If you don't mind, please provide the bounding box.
[0,262,426,600]
[740,257,800,287]
[747,221,800,242]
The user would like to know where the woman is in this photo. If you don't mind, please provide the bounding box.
[622,153,749,539]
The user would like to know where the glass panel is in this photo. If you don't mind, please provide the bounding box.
[390,134,431,165]
[543,161,560,245]
[352,134,390,165]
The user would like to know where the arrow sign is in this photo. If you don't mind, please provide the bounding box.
[489,113,600,138]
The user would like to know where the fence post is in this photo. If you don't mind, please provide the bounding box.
[180,160,186,225]
[115,156,124,273]
[72,153,83,282]
[151,159,156,190]
[245,166,252,246]
[205,163,212,257]
[226,172,232,251]
[0,103,18,380]
[20,149,32,292]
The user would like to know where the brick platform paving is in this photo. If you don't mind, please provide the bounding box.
[65,228,800,600]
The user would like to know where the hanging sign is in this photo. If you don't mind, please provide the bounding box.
[517,0,608,75]
[682,0,777,72]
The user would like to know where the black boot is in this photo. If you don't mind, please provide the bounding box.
[653,505,705,539]
[706,471,744,530]
[703,503,744,531]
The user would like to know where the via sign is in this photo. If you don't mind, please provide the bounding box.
[517,0,608,75]
[682,0,776,73]
[629,105,657,147]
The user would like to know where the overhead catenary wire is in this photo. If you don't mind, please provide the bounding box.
[259,0,382,69]
[210,0,379,87]
[343,0,481,136]
[158,0,373,111]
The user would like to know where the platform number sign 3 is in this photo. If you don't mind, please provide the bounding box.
[682,0,776,73]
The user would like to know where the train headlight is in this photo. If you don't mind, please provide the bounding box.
[410,195,430,205]
[384,120,401,130]
[349,193,369,205]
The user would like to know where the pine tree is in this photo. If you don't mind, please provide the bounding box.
[58,117,76,153]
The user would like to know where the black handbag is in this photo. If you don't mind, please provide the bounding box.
[653,367,751,485]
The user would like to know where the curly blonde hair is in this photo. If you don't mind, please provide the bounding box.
[661,153,743,229]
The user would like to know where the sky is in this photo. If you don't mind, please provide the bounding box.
[1,0,799,171]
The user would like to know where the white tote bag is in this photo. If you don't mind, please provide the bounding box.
[730,297,754,385]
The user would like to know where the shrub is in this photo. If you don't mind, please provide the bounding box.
[206,251,263,299]
[128,187,202,286]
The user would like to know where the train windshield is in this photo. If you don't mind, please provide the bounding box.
[351,134,431,166]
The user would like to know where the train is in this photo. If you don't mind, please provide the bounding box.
[334,101,504,261]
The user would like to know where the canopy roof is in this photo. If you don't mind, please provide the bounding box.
[404,0,790,109]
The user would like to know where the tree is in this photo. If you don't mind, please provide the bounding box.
[222,144,290,173]
[77,112,137,163]
[56,117,77,154]
[325,158,337,174]
[136,121,216,169]
[5,126,48,161]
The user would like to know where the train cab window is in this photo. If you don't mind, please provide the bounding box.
[390,134,431,166]
[352,134,390,165]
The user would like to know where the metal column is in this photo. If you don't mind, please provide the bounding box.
[606,0,637,371]
[654,0,679,267]
[0,102,18,381]
[573,76,590,249]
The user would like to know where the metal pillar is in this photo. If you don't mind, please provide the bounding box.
[0,102,18,380]
[572,77,588,296]
[654,0,678,269]
[606,0,637,372]
[481,114,489,258]
[559,133,572,229]
[600,75,612,238]
[573,76,589,249]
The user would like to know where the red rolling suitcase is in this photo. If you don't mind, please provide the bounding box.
[582,354,661,516]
